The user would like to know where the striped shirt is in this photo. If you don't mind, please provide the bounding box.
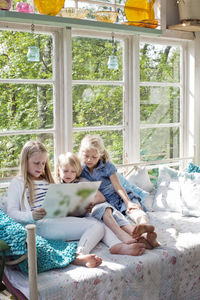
[26,180,49,211]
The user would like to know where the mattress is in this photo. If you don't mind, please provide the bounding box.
[4,211,200,300]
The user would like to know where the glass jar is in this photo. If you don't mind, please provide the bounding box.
[0,0,12,10]
[34,0,65,16]
[124,0,160,28]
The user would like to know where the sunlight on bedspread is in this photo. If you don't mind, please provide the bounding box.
[5,211,200,300]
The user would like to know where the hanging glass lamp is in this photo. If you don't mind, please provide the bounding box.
[107,55,119,70]
[27,46,40,62]
[27,24,40,62]
[107,33,119,70]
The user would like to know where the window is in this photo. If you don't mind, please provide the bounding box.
[0,29,55,178]
[139,38,183,163]
[0,23,188,181]
[71,34,125,164]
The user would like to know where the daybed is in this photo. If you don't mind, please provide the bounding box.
[1,162,200,300]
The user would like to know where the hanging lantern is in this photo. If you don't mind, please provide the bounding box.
[27,24,40,62]
[27,46,40,62]
[34,0,65,16]
[107,55,119,70]
[107,33,119,70]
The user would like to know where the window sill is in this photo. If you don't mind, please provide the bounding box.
[0,10,162,36]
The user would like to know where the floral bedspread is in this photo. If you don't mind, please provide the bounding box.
[5,211,200,300]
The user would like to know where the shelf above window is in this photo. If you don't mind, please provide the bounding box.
[0,10,162,36]
[168,21,200,32]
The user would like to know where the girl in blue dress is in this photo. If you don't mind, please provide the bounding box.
[79,135,160,248]
[56,152,148,255]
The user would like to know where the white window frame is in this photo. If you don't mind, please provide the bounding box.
[138,36,189,164]
[0,22,195,175]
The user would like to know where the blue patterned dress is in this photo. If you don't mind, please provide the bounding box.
[81,160,141,215]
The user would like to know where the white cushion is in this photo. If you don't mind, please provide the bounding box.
[141,190,156,212]
[152,166,182,212]
[178,172,200,217]
[126,167,154,192]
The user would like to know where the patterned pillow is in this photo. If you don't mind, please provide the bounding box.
[179,172,200,217]
[186,162,200,173]
[152,166,182,212]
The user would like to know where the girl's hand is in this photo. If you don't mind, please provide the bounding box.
[32,208,47,220]
[86,202,95,213]
[126,202,142,213]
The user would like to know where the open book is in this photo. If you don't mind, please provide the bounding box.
[42,181,101,218]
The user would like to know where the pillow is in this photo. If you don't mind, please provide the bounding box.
[178,172,200,217]
[152,166,182,212]
[186,162,200,173]
[117,172,149,200]
[126,167,154,192]
[140,189,156,212]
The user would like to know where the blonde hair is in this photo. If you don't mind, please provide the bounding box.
[79,134,110,163]
[56,152,82,183]
[19,140,54,206]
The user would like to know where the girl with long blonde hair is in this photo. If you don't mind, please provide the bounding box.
[7,140,104,268]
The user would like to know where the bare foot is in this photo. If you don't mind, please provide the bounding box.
[110,242,146,256]
[132,224,155,238]
[136,236,153,250]
[146,232,160,248]
[73,254,102,268]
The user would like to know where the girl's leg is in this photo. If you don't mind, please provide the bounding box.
[36,216,104,254]
[126,209,149,224]
[125,210,160,247]
[102,225,146,256]
[77,217,105,255]
[102,208,135,244]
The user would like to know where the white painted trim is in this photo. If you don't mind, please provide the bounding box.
[63,28,73,152]
[126,35,140,163]
[73,125,124,132]
[140,82,181,87]
[140,123,181,129]
[0,129,54,136]
[180,41,187,159]
[0,79,53,84]
[194,33,200,164]
[53,30,61,163]
[72,80,124,85]
[187,39,195,162]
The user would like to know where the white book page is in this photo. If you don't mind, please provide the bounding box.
[42,181,101,218]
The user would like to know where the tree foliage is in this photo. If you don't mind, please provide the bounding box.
[0,30,180,178]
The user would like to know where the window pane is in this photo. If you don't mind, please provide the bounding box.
[73,85,123,127]
[140,127,180,161]
[72,36,123,81]
[0,84,53,130]
[0,31,52,80]
[140,43,180,83]
[0,134,54,179]
[140,86,180,124]
[73,130,123,164]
